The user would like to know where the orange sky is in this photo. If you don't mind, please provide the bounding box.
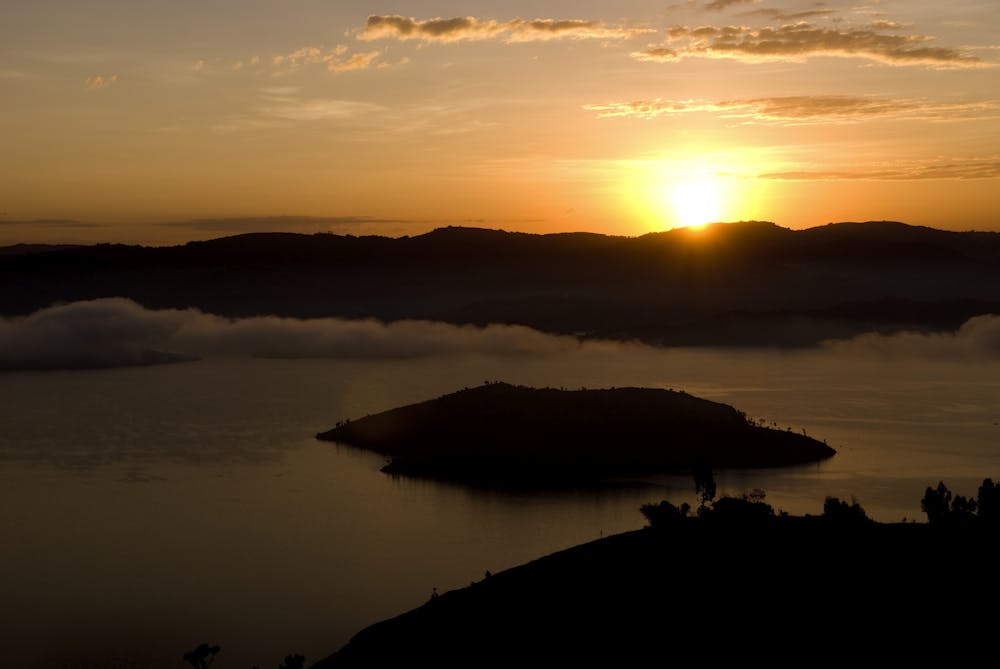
[1,1,998,244]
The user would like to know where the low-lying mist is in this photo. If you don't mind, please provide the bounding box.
[0,298,593,370]
[1,298,997,370]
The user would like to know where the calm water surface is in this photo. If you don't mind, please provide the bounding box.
[1,348,998,667]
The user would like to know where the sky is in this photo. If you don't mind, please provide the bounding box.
[1,0,998,244]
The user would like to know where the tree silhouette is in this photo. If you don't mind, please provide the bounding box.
[251,652,306,669]
[693,467,717,515]
[182,643,220,669]
[921,482,952,523]
[640,500,690,527]
[279,654,306,669]
[822,496,869,524]
[978,478,1000,523]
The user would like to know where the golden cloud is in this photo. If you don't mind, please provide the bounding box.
[760,157,1000,180]
[359,15,653,43]
[271,45,383,73]
[85,74,118,90]
[705,0,758,11]
[584,95,1000,124]
[632,22,988,68]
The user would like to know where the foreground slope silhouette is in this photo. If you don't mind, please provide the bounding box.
[315,489,1000,667]
[316,383,835,486]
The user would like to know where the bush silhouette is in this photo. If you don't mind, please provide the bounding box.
[822,497,869,524]
[182,644,220,669]
[708,495,774,521]
[640,500,690,527]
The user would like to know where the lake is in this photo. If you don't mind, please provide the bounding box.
[1,343,998,667]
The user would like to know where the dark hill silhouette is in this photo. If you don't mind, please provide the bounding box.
[3,221,998,345]
[316,383,835,485]
[312,513,999,667]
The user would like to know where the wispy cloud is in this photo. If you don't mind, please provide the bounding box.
[358,15,653,43]
[271,44,383,73]
[0,69,35,80]
[257,97,384,122]
[870,20,909,31]
[584,95,1000,125]
[212,85,387,133]
[0,218,102,228]
[740,8,836,22]
[760,156,1000,181]
[705,0,759,11]
[158,215,412,233]
[85,74,118,90]
[632,22,988,68]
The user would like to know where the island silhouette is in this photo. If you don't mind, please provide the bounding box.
[316,383,835,486]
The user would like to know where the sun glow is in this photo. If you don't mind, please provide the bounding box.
[617,156,771,234]
[669,178,723,229]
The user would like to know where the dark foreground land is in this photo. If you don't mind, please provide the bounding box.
[316,383,835,486]
[315,513,1000,667]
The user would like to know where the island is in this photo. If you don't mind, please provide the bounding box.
[316,383,835,486]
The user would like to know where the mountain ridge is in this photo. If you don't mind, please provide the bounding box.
[3,220,998,347]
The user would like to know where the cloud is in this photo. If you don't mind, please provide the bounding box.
[85,74,118,90]
[0,299,592,370]
[158,215,413,233]
[0,69,35,80]
[740,8,836,22]
[584,95,1000,125]
[257,97,384,121]
[633,22,988,68]
[327,50,381,72]
[759,156,1000,181]
[824,314,1000,359]
[0,218,102,228]
[271,45,383,73]
[213,86,387,132]
[705,0,758,11]
[358,15,652,43]
[870,20,909,31]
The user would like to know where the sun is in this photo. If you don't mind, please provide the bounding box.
[669,177,723,229]
[621,158,757,233]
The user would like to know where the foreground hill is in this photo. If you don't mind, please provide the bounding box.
[313,514,999,667]
[316,383,835,485]
[3,221,999,346]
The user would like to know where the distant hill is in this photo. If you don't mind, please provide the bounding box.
[316,383,835,485]
[2,221,998,346]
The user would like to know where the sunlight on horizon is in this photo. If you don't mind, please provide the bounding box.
[624,160,752,231]
[668,178,723,229]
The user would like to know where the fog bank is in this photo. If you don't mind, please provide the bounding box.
[0,298,591,370]
[1,298,997,370]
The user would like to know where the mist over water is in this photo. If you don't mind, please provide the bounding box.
[1,312,999,667]
[2,298,999,371]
